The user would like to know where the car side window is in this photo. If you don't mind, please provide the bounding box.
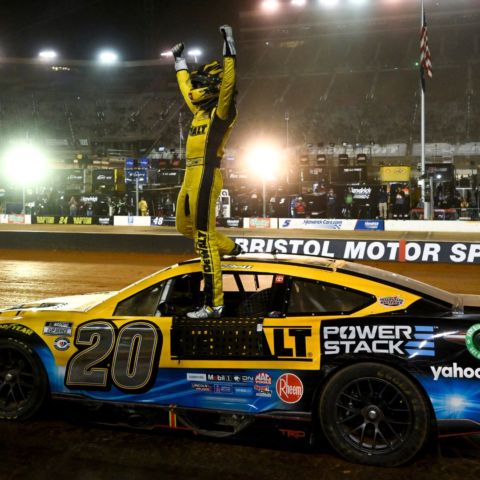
[287,278,373,315]
[114,282,166,316]
[222,273,286,317]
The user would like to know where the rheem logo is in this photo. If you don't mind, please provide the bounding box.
[276,373,304,404]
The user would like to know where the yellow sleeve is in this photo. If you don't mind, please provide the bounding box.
[216,56,236,121]
[176,70,198,115]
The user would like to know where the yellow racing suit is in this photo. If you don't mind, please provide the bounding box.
[175,57,237,308]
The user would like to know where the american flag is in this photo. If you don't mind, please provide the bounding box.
[420,11,433,90]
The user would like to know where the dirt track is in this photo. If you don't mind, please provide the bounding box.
[0,248,479,479]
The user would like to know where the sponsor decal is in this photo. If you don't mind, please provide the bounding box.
[43,322,73,337]
[276,373,304,404]
[221,264,253,270]
[255,372,272,385]
[234,386,253,396]
[279,429,306,440]
[379,296,405,307]
[233,237,480,264]
[0,324,34,336]
[322,324,435,357]
[263,327,313,359]
[254,384,272,398]
[187,373,207,382]
[431,363,480,381]
[53,337,71,351]
[191,383,213,392]
[214,384,233,394]
[207,374,254,383]
[465,324,480,360]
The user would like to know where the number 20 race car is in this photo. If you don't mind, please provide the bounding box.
[1,254,480,466]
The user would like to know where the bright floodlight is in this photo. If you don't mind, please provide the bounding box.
[319,0,339,8]
[349,0,368,5]
[291,0,306,6]
[246,143,282,181]
[38,50,58,61]
[261,0,280,12]
[98,50,119,65]
[160,51,173,57]
[1,142,48,186]
[187,49,202,62]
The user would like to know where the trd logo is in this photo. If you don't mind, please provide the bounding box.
[264,327,312,359]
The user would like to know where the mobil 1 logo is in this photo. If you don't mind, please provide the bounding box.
[321,322,436,357]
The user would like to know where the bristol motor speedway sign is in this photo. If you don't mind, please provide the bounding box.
[233,237,480,264]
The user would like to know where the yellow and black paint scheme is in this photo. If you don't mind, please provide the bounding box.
[175,55,238,308]
[3,255,480,465]
[0,257,427,376]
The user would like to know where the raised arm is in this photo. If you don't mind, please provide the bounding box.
[172,42,197,114]
[216,25,236,121]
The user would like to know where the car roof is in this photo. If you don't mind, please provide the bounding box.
[185,253,461,309]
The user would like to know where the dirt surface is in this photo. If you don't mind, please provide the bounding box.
[0,248,480,479]
[0,249,477,308]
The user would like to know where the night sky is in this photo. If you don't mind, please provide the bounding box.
[0,0,257,60]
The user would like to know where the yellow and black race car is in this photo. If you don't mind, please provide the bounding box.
[1,254,480,466]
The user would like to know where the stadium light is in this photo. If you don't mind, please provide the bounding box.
[261,0,280,13]
[1,141,49,214]
[348,0,369,5]
[160,51,173,58]
[246,142,283,218]
[38,50,58,61]
[187,49,202,63]
[291,0,307,6]
[98,49,119,65]
[319,0,339,8]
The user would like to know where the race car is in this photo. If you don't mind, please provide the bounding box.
[1,254,480,466]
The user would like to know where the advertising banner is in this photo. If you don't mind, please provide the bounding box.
[233,237,480,264]
[219,218,243,228]
[157,169,183,185]
[32,216,113,225]
[279,218,357,230]
[380,166,411,182]
[151,216,177,227]
[93,169,115,186]
[125,169,148,184]
[244,218,278,229]
[354,220,385,231]
[114,216,151,226]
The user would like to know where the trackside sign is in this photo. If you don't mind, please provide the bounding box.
[233,237,480,264]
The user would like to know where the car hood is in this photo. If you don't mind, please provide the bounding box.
[0,291,118,313]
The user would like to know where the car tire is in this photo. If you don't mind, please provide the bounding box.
[0,337,49,420]
[319,362,430,466]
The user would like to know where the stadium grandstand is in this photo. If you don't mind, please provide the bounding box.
[0,0,479,219]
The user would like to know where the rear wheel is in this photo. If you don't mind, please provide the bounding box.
[0,338,48,420]
[319,363,430,466]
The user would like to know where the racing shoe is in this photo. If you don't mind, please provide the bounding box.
[228,243,245,256]
[186,305,224,319]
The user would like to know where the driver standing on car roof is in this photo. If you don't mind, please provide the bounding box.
[171,25,243,320]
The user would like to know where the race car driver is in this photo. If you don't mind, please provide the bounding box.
[172,25,242,319]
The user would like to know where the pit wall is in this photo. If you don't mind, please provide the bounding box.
[2,214,480,233]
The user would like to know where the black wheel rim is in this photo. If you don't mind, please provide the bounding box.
[0,346,36,415]
[334,376,412,455]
